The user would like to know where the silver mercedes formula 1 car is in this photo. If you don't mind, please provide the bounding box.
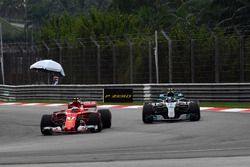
[142,89,200,123]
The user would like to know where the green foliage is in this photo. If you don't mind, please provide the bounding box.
[0,0,25,19]
[111,0,155,13]
[169,16,211,40]
[1,0,250,42]
[200,0,250,29]
[36,0,250,42]
[0,17,24,42]
[0,0,250,44]
[38,9,142,42]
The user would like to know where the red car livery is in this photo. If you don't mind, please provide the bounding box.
[40,101,111,135]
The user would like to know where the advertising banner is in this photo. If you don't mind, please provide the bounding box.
[104,89,133,102]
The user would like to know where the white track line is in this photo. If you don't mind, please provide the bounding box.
[0,102,250,113]
[0,102,19,105]
[123,105,142,109]
[45,103,65,107]
[200,107,213,110]
[97,105,118,108]
[220,108,249,112]
[21,103,42,106]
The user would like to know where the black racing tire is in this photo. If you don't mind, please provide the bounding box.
[40,114,55,135]
[87,113,102,133]
[142,103,154,124]
[98,109,112,128]
[188,101,200,121]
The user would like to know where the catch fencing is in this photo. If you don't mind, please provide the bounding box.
[1,32,250,85]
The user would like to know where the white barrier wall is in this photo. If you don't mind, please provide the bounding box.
[0,83,249,102]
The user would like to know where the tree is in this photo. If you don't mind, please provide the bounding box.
[38,9,142,41]
[0,0,25,19]
[200,0,250,31]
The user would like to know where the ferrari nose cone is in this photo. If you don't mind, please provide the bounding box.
[64,127,75,131]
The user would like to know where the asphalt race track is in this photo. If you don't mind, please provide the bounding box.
[1,105,250,167]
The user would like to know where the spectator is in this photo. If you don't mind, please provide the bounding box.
[53,75,59,85]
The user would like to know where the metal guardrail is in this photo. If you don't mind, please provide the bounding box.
[148,83,250,102]
[0,84,146,102]
[0,83,249,102]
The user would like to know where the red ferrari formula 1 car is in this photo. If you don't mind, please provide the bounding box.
[40,98,111,135]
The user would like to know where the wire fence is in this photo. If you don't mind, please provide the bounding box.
[1,33,250,85]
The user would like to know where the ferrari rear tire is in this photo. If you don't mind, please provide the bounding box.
[98,109,112,128]
[87,113,102,133]
[188,102,200,121]
[40,114,55,135]
[142,103,154,124]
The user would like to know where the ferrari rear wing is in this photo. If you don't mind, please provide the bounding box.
[82,101,97,108]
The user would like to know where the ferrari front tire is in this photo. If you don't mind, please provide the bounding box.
[98,109,112,128]
[87,113,102,133]
[40,114,54,135]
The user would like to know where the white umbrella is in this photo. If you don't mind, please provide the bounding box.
[30,59,65,77]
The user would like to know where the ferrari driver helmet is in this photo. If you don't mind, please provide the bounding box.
[73,97,81,104]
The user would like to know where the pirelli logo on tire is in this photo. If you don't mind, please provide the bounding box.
[104,89,133,102]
